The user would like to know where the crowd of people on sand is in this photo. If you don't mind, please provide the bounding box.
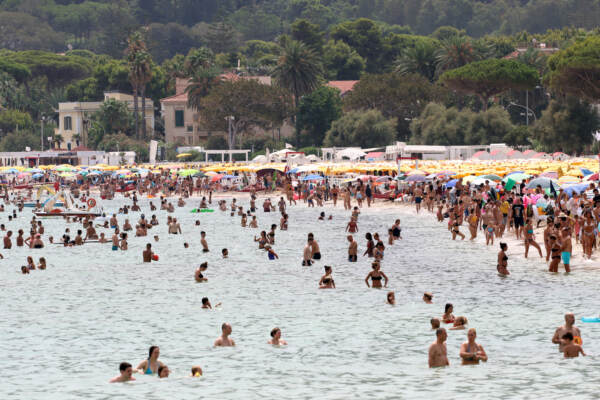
[2,168,588,383]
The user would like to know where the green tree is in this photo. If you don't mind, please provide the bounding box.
[330,18,383,73]
[0,12,65,52]
[531,97,599,154]
[184,47,215,76]
[394,40,438,82]
[343,73,436,140]
[322,40,365,80]
[0,129,39,151]
[291,19,324,53]
[126,32,153,139]
[272,39,323,144]
[435,36,478,75]
[200,79,293,149]
[88,98,134,146]
[546,36,600,102]
[0,109,34,135]
[324,109,397,148]
[440,59,539,110]
[296,86,343,146]
[0,59,31,83]
[185,67,222,110]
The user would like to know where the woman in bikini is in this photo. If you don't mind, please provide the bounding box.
[497,242,509,275]
[581,211,595,259]
[524,218,543,258]
[254,231,268,249]
[549,235,562,273]
[365,262,388,288]
[136,346,165,375]
[318,266,335,289]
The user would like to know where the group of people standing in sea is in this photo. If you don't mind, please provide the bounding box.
[402,177,600,274]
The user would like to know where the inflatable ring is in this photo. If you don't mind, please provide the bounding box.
[574,336,582,345]
[87,198,96,208]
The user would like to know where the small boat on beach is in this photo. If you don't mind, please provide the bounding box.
[34,190,101,218]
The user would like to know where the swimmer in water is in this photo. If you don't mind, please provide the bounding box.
[201,231,209,252]
[365,262,388,288]
[319,265,335,289]
[443,303,455,323]
[459,328,488,364]
[222,248,228,258]
[268,327,288,346]
[423,292,433,304]
[191,366,203,377]
[387,291,395,305]
[21,265,29,274]
[497,242,509,275]
[428,328,449,368]
[562,332,585,358]
[347,235,358,262]
[158,365,170,378]
[214,323,236,347]
[265,244,279,260]
[431,318,441,330]
[195,262,208,282]
[110,362,136,383]
[449,316,468,330]
[38,257,46,270]
[302,240,313,266]
[552,313,581,353]
[142,243,154,263]
[136,346,165,375]
[308,233,321,260]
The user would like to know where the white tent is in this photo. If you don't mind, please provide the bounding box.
[336,148,366,160]
[252,155,267,163]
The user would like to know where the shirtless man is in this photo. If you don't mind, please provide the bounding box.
[347,235,358,262]
[414,185,423,213]
[3,230,11,249]
[459,328,488,365]
[109,362,135,383]
[268,327,288,346]
[428,328,449,368]
[552,313,581,352]
[309,234,321,260]
[214,323,236,347]
[302,241,313,266]
[560,228,572,273]
[142,243,154,263]
[111,231,119,251]
[168,218,181,234]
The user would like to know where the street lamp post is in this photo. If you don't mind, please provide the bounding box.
[40,116,46,151]
[225,116,235,162]
[508,102,536,125]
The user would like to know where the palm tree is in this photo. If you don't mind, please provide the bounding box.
[185,66,221,111]
[435,36,478,75]
[271,40,323,145]
[126,32,147,140]
[395,41,438,82]
[136,51,153,139]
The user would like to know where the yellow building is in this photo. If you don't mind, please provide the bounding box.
[54,92,154,150]
[160,77,293,146]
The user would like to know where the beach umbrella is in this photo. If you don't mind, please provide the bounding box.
[502,173,530,183]
[222,174,238,179]
[32,173,44,179]
[506,171,525,176]
[581,168,594,176]
[481,174,502,181]
[210,174,223,182]
[5,168,19,174]
[405,175,426,182]
[176,153,192,158]
[540,171,558,179]
[558,176,581,185]
[17,172,30,179]
[407,169,427,176]
[178,169,200,177]
[584,172,599,181]
[302,174,324,181]
[25,168,43,173]
[526,177,559,191]
[445,179,459,188]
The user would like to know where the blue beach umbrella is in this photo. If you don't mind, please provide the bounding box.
[445,179,459,188]
[302,174,323,181]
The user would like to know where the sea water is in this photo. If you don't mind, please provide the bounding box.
[1,197,599,399]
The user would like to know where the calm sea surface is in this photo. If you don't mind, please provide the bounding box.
[1,197,599,399]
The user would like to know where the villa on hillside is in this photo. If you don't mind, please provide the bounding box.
[55,92,154,150]
[160,76,359,146]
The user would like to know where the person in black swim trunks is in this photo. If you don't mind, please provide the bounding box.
[497,242,509,275]
[308,233,321,260]
[512,197,525,239]
[365,262,388,288]
[392,219,402,240]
